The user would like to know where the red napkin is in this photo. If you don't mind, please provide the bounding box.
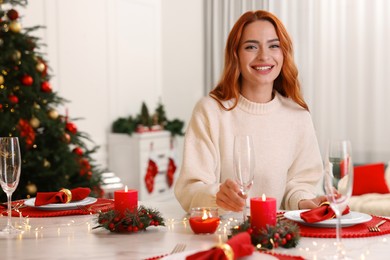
[300,203,350,223]
[186,232,254,260]
[34,187,91,206]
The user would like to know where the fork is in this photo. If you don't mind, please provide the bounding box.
[144,243,186,260]
[368,220,386,232]
[170,243,186,254]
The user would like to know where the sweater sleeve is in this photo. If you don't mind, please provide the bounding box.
[174,98,221,213]
[282,112,323,210]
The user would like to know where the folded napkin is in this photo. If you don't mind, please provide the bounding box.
[186,232,254,260]
[300,202,350,223]
[34,187,91,206]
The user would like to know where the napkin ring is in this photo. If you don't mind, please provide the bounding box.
[60,188,72,203]
[319,201,330,207]
[216,243,234,260]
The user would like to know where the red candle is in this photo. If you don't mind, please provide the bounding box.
[189,208,220,234]
[250,194,276,230]
[114,186,138,215]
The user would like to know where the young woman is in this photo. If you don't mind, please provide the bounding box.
[174,10,325,213]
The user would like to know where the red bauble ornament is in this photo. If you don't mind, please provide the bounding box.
[72,147,83,156]
[21,75,33,86]
[41,81,52,93]
[7,9,19,21]
[8,94,19,104]
[80,158,91,170]
[65,122,77,134]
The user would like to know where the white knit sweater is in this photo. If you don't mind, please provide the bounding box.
[174,92,323,213]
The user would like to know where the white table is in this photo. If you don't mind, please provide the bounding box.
[1,200,390,260]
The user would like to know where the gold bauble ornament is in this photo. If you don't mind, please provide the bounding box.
[36,62,45,72]
[9,21,22,33]
[26,183,37,195]
[48,109,59,119]
[34,103,41,110]
[43,159,51,168]
[12,50,21,61]
[0,75,4,85]
[30,117,40,128]
[63,133,71,143]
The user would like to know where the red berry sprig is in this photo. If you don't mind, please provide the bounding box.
[94,205,165,233]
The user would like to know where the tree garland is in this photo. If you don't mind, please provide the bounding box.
[94,205,165,233]
[230,217,300,250]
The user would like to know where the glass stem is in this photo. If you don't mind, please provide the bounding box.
[243,199,247,222]
[335,210,343,255]
[6,193,12,228]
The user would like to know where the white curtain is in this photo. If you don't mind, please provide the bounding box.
[205,0,390,163]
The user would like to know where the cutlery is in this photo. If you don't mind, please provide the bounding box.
[144,243,186,260]
[170,243,186,254]
[368,219,386,232]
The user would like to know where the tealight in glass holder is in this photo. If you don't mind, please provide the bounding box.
[189,207,220,234]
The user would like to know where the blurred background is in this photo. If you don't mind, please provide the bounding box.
[17,0,390,169]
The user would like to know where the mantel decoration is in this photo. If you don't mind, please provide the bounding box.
[94,205,165,233]
[230,217,300,250]
[112,101,185,137]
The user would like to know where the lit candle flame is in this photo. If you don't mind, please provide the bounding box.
[202,209,209,220]
[125,185,128,192]
[262,193,266,201]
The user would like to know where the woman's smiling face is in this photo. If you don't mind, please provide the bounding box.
[238,20,284,90]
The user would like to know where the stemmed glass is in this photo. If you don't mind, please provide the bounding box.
[233,135,255,222]
[0,137,22,234]
[323,140,353,259]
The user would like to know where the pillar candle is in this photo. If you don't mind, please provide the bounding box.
[250,194,276,230]
[114,186,138,215]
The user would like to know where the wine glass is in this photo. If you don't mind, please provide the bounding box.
[323,140,353,259]
[233,135,255,222]
[0,137,22,234]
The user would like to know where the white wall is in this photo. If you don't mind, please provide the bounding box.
[17,0,204,169]
[161,0,205,125]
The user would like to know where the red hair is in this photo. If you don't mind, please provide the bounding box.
[209,10,308,111]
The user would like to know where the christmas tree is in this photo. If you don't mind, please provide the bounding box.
[0,1,103,201]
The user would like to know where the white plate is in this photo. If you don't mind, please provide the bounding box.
[162,250,278,260]
[284,210,372,228]
[24,197,97,210]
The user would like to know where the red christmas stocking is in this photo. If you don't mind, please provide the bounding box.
[166,138,177,187]
[167,157,177,187]
[144,159,158,193]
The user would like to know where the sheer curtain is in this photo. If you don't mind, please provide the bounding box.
[205,0,390,163]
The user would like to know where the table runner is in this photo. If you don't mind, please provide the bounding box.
[1,198,114,217]
[299,215,390,238]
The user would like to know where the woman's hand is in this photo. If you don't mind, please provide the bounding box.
[298,195,328,209]
[216,178,246,212]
